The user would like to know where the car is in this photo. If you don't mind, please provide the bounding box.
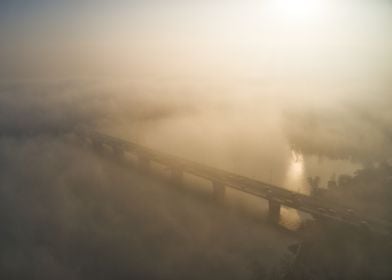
[265,188,273,196]
[284,199,295,205]
[291,193,303,202]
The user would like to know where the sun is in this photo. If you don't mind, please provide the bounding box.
[265,0,328,25]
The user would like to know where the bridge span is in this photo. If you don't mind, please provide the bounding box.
[75,129,392,236]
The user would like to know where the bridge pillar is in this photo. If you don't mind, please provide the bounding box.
[171,168,183,185]
[138,154,150,172]
[212,181,225,202]
[268,200,281,224]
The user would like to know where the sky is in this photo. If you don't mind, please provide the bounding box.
[1,0,392,83]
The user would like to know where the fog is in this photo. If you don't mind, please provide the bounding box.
[0,76,390,278]
[0,137,297,280]
[0,80,300,279]
[1,0,392,279]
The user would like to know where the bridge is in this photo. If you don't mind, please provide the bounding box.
[75,129,392,236]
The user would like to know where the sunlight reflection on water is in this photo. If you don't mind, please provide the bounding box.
[280,151,308,230]
[285,151,308,194]
[279,150,361,230]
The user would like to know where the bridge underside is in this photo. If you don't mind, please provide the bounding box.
[83,134,286,226]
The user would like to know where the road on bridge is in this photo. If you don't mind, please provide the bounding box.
[75,129,392,237]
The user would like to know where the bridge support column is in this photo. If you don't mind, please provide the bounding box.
[268,200,281,224]
[138,155,150,172]
[212,181,225,202]
[171,168,183,185]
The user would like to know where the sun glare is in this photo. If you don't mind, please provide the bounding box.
[266,0,328,25]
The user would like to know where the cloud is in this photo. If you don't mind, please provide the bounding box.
[283,94,392,163]
[0,80,293,279]
[3,79,391,279]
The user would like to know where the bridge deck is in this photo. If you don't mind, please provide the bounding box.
[77,129,392,236]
